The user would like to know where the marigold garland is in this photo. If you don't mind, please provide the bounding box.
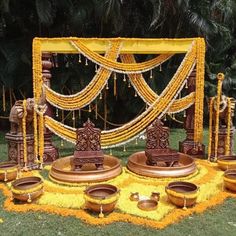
[44,41,197,148]
[22,99,27,165]
[71,40,173,73]
[194,38,205,144]
[214,73,225,158]
[225,97,231,155]
[44,41,121,110]
[208,97,214,160]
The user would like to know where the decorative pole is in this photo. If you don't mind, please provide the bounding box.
[41,53,59,163]
[179,69,205,157]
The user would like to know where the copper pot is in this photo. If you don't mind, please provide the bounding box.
[0,162,19,182]
[217,156,236,171]
[165,181,198,208]
[84,184,119,213]
[11,176,43,202]
[137,199,158,211]
[224,169,236,192]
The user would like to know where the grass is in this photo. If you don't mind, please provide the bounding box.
[0,129,236,236]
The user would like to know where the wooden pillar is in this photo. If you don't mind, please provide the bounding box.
[179,69,205,157]
[41,53,59,163]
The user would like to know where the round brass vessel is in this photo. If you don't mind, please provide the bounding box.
[137,199,158,211]
[224,169,236,192]
[50,155,122,183]
[84,184,119,213]
[127,151,196,178]
[217,156,236,171]
[165,181,198,207]
[11,176,43,202]
[0,162,19,182]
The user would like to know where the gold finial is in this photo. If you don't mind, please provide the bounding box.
[217,73,225,81]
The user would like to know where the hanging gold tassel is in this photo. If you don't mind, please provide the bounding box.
[114,74,117,97]
[72,111,75,127]
[150,70,153,79]
[128,80,131,88]
[106,81,109,90]
[123,74,126,82]
[2,85,6,112]
[185,80,188,89]
[123,145,126,152]
[56,108,59,117]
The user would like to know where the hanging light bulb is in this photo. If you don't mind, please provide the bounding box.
[89,104,92,112]
[99,92,102,100]
[135,138,138,145]
[150,70,153,79]
[183,110,186,117]
[106,81,109,90]
[95,64,98,72]
[123,74,126,82]
[159,64,162,72]
[85,57,88,66]
[109,149,112,155]
[78,109,81,119]
[134,91,137,97]
[78,54,81,63]
[56,108,59,117]
[72,111,75,120]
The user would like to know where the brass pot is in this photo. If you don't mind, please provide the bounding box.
[165,181,198,208]
[137,199,158,211]
[224,169,236,192]
[130,192,139,201]
[0,162,19,182]
[11,176,43,202]
[84,184,119,213]
[217,156,236,171]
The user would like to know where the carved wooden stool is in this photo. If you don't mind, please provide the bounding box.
[73,119,104,171]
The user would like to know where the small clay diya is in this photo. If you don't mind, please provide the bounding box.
[11,176,43,202]
[130,192,139,201]
[0,162,19,182]
[137,199,158,211]
[217,156,236,171]
[224,169,236,192]
[84,184,119,215]
[165,181,198,208]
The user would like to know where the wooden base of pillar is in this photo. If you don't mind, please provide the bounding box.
[210,127,235,159]
[43,132,59,164]
[179,139,205,158]
[5,133,35,167]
